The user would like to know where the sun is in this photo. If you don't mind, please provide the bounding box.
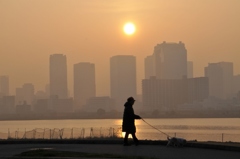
[123,22,136,35]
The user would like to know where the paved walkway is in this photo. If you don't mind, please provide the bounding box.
[0,143,240,159]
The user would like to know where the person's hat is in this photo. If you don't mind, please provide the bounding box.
[127,97,135,102]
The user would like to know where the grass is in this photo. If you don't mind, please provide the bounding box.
[12,149,157,159]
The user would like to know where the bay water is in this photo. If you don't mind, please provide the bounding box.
[0,118,239,142]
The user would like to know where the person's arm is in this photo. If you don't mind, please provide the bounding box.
[134,114,141,119]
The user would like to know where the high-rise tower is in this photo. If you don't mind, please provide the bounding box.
[153,41,187,79]
[205,62,233,99]
[110,55,137,110]
[74,62,96,109]
[187,61,194,78]
[144,55,155,79]
[49,54,68,99]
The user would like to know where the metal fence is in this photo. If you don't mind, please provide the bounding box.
[0,128,239,143]
[0,127,122,140]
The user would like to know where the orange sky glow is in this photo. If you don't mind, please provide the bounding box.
[0,0,240,96]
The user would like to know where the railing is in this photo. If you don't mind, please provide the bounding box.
[0,128,239,143]
[0,127,122,140]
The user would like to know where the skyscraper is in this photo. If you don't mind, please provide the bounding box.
[110,55,137,110]
[74,62,96,109]
[0,76,9,96]
[49,54,68,99]
[144,55,155,79]
[142,77,209,111]
[205,62,233,99]
[153,41,187,79]
[233,75,240,95]
[187,61,194,78]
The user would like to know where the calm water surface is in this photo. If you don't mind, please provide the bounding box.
[1,118,240,133]
[0,118,240,141]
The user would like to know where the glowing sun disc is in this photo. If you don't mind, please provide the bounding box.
[123,23,135,35]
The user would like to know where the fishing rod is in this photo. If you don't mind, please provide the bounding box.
[141,118,172,138]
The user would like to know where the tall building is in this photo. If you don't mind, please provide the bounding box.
[233,75,240,94]
[187,61,193,78]
[152,41,187,79]
[49,54,68,99]
[142,77,209,111]
[74,62,96,109]
[187,77,209,103]
[144,55,155,79]
[0,76,9,96]
[204,62,233,99]
[22,83,35,105]
[110,55,137,110]
[15,87,24,105]
[142,77,187,111]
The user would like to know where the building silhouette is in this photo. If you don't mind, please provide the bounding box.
[0,96,15,114]
[205,62,233,99]
[86,96,115,112]
[48,96,73,113]
[142,77,209,111]
[16,101,31,114]
[187,61,193,78]
[45,84,50,97]
[110,55,137,110]
[15,83,35,106]
[233,75,240,95]
[34,99,48,113]
[74,62,96,110]
[0,76,9,96]
[15,87,24,105]
[35,90,47,100]
[187,77,209,103]
[146,41,187,79]
[144,55,155,79]
[49,54,68,99]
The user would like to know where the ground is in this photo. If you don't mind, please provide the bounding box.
[0,143,240,159]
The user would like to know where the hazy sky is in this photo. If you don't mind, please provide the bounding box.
[0,0,240,96]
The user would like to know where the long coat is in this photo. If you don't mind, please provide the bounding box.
[122,101,141,133]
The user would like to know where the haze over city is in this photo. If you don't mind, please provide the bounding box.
[1,2,240,152]
[1,0,240,96]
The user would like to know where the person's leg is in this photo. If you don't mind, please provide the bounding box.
[124,132,130,145]
[131,133,139,145]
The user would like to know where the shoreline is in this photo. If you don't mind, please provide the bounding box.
[0,110,240,121]
[0,116,240,122]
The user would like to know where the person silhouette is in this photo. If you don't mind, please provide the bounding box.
[122,97,141,146]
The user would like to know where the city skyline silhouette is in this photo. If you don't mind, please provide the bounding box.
[0,1,240,96]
